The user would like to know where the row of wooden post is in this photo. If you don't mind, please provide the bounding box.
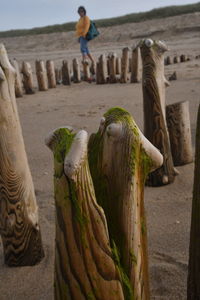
[1,41,199,300]
[165,54,191,65]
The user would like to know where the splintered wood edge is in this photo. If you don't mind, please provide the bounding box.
[0,44,16,74]
[64,130,88,179]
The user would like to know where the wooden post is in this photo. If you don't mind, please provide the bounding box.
[0,44,44,266]
[21,61,35,94]
[96,61,101,84]
[35,60,48,91]
[187,104,200,300]
[62,60,71,85]
[116,57,121,75]
[131,46,141,83]
[109,53,117,83]
[173,56,180,63]
[55,68,62,84]
[180,54,186,62]
[140,38,177,186]
[129,57,132,72]
[45,127,124,300]
[12,59,23,97]
[88,107,163,300]
[120,47,130,83]
[82,60,90,82]
[46,60,56,88]
[166,56,172,65]
[97,54,107,84]
[72,58,81,83]
[166,101,193,166]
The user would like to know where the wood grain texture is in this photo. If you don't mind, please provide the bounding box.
[88,107,163,300]
[46,127,124,300]
[140,39,176,186]
[131,46,141,83]
[35,60,48,91]
[21,61,35,94]
[166,101,193,166]
[0,44,44,266]
[46,60,56,88]
[12,59,23,97]
[108,53,117,83]
[72,58,81,83]
[187,104,200,300]
[120,47,130,83]
[62,60,71,85]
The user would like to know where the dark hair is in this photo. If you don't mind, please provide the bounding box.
[78,6,86,15]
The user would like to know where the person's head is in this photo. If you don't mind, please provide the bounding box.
[78,6,86,17]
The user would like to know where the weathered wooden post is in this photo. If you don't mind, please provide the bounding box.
[131,46,141,83]
[166,101,193,166]
[46,107,163,299]
[88,107,163,300]
[72,58,81,83]
[173,56,180,64]
[82,60,90,82]
[120,47,130,83]
[116,57,121,75]
[0,44,44,266]
[12,59,23,97]
[97,54,107,84]
[21,61,35,94]
[96,61,101,84]
[62,60,71,85]
[187,104,200,300]
[109,53,117,83]
[46,60,56,88]
[166,56,172,65]
[45,127,124,300]
[140,38,177,186]
[55,68,62,84]
[35,60,48,91]
[180,54,186,62]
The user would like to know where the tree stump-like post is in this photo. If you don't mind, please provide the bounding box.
[0,44,44,266]
[21,61,35,94]
[46,60,56,88]
[180,54,186,62]
[116,57,121,75]
[187,104,200,300]
[35,60,48,91]
[45,127,124,300]
[72,58,81,83]
[120,47,130,83]
[109,53,117,83]
[131,46,141,83]
[62,60,71,85]
[82,61,90,81]
[140,38,177,186]
[98,54,107,84]
[173,56,180,63]
[55,68,62,84]
[166,101,193,166]
[96,61,101,84]
[88,107,163,300]
[12,59,23,97]
[166,56,172,65]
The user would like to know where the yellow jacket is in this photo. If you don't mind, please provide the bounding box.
[76,16,90,37]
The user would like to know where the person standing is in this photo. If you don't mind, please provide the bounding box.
[76,6,95,66]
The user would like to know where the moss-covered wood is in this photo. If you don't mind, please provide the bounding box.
[46,127,124,300]
[187,104,200,300]
[88,107,163,300]
[140,39,177,186]
[0,44,44,266]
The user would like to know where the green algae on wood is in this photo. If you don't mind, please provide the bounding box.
[88,107,163,300]
[46,127,124,300]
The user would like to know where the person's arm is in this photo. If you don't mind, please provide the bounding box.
[82,16,90,37]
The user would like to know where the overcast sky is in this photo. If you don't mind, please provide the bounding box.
[1,0,197,31]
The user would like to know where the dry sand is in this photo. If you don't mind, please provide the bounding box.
[0,12,200,299]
